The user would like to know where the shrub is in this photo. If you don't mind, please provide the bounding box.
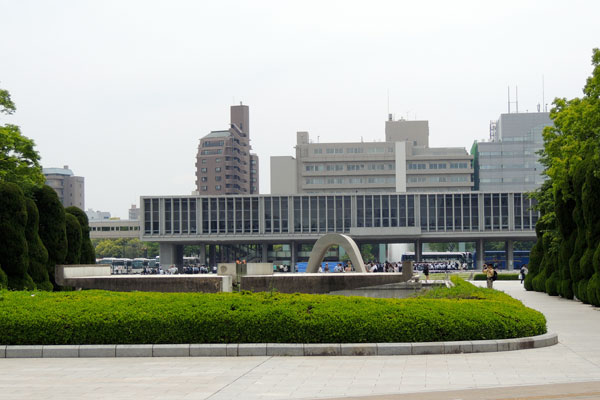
[65,214,82,264]
[532,269,547,293]
[0,278,547,345]
[24,198,52,291]
[586,273,600,307]
[545,271,559,296]
[473,273,519,281]
[577,279,589,304]
[560,279,574,300]
[33,185,67,284]
[0,182,35,290]
[65,206,95,264]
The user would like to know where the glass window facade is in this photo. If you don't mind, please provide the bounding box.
[141,192,538,236]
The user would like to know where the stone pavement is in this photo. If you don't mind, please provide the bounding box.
[1,281,600,400]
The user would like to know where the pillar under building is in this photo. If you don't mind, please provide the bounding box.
[477,239,485,269]
[506,239,514,270]
[159,243,184,271]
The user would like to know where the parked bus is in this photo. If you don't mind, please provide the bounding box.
[473,250,530,269]
[400,251,473,269]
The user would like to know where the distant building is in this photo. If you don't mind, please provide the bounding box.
[129,204,140,220]
[195,104,259,195]
[42,165,84,209]
[473,112,552,192]
[85,209,111,221]
[271,116,473,194]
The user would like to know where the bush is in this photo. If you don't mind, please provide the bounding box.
[0,268,8,289]
[473,273,519,281]
[65,214,82,264]
[560,279,574,300]
[0,182,35,290]
[65,206,95,264]
[33,185,67,284]
[0,278,547,345]
[532,269,547,293]
[545,272,559,296]
[24,198,52,291]
[524,270,535,291]
[587,273,600,307]
[577,279,589,304]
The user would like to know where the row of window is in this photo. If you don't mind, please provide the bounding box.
[408,175,470,183]
[480,163,539,170]
[305,163,394,172]
[480,176,538,184]
[202,140,225,147]
[312,147,394,155]
[200,167,222,173]
[144,193,539,236]
[479,150,538,157]
[305,177,396,185]
[408,162,471,170]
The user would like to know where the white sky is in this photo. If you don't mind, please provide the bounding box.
[1,0,599,218]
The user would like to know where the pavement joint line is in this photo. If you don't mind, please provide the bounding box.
[204,356,273,400]
[1,333,557,358]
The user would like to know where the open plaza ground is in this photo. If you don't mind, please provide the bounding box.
[1,281,600,400]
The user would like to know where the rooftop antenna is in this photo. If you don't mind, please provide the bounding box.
[387,89,390,116]
[542,75,546,112]
[507,86,519,113]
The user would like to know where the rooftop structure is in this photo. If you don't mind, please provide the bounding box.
[271,116,473,194]
[195,105,259,195]
[473,112,552,192]
[42,165,85,209]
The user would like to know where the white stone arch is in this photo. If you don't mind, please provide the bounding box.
[306,233,366,273]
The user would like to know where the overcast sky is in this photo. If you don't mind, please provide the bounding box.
[1,0,599,218]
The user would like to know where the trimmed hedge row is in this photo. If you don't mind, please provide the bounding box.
[0,278,546,345]
[473,273,520,281]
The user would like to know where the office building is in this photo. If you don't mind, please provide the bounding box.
[195,104,259,195]
[129,204,140,220]
[42,165,85,209]
[473,112,552,191]
[271,116,473,194]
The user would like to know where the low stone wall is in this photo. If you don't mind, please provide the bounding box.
[55,265,231,293]
[241,273,414,294]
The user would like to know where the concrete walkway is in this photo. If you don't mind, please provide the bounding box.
[1,281,600,400]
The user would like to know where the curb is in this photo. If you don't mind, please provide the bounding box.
[0,332,557,358]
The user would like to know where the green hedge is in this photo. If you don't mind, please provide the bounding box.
[0,278,546,345]
[473,273,520,281]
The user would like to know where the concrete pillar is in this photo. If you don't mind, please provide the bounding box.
[415,240,422,262]
[291,242,297,272]
[209,245,216,267]
[262,244,268,263]
[477,239,485,270]
[199,244,206,265]
[159,243,176,268]
[175,245,184,273]
[506,239,514,270]
[379,243,386,262]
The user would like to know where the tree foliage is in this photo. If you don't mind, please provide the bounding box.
[24,197,53,291]
[65,213,82,264]
[0,87,44,195]
[528,48,600,306]
[0,182,35,290]
[65,206,95,264]
[93,238,159,259]
[33,185,67,284]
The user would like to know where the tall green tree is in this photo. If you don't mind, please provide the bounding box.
[65,213,82,264]
[33,185,67,285]
[24,197,53,291]
[0,182,35,289]
[0,87,45,195]
[65,206,95,264]
[530,48,600,305]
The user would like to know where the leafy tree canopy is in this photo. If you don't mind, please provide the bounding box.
[0,87,44,194]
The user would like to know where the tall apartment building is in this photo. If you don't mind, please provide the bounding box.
[473,112,552,192]
[195,104,259,195]
[271,116,473,194]
[42,165,85,209]
[128,204,140,220]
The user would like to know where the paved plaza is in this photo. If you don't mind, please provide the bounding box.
[1,281,600,400]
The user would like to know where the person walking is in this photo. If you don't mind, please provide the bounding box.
[423,263,430,283]
[520,264,528,284]
[483,263,495,289]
